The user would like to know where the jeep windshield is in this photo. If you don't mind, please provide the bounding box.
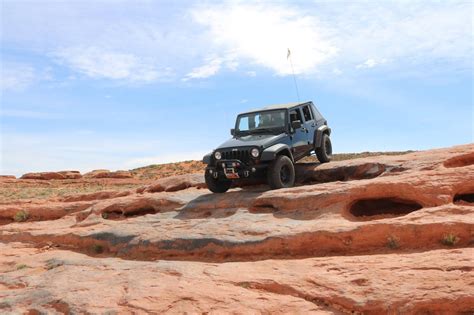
[235,109,287,136]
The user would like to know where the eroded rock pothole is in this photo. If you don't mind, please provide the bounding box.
[102,207,159,220]
[453,193,474,206]
[444,153,474,168]
[347,197,423,221]
[296,162,405,185]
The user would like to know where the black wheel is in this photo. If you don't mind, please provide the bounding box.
[205,172,232,193]
[267,155,295,189]
[316,133,332,163]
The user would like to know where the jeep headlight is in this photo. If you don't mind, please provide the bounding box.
[214,151,222,160]
[251,148,260,158]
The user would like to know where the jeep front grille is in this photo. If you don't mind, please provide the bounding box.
[222,149,251,163]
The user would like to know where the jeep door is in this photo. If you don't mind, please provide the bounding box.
[289,108,309,159]
[301,104,317,150]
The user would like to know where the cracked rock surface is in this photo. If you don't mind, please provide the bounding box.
[1,144,473,314]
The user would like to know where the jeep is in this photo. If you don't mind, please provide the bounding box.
[203,101,332,193]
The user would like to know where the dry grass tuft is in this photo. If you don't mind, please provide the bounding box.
[14,210,29,222]
[441,233,459,246]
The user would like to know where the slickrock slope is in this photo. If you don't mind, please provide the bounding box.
[0,144,473,314]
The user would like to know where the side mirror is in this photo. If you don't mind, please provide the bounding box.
[291,120,302,129]
[230,128,235,136]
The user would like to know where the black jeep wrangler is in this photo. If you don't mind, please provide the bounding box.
[203,101,332,193]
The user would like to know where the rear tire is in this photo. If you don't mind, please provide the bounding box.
[316,134,332,163]
[205,172,232,193]
[267,155,295,189]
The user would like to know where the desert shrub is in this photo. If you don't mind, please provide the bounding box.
[441,233,459,246]
[16,264,30,270]
[14,210,29,222]
[237,282,252,289]
[92,244,104,254]
[387,235,400,249]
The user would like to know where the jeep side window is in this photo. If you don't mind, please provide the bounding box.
[289,109,302,123]
[302,105,313,122]
[312,106,323,121]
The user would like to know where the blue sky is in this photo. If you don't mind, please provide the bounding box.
[1,0,472,176]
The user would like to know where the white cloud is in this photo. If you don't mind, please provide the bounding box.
[54,46,165,83]
[184,58,223,80]
[356,58,388,69]
[191,1,472,77]
[246,71,256,77]
[332,68,342,75]
[0,63,35,91]
[191,4,338,76]
[2,1,472,86]
[183,55,241,80]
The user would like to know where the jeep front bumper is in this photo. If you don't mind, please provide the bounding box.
[206,159,267,180]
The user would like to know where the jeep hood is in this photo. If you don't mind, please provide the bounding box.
[216,134,286,150]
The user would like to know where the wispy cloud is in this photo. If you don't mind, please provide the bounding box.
[327,1,472,71]
[54,46,171,83]
[0,62,35,91]
[183,55,241,81]
[183,58,223,80]
[356,59,388,69]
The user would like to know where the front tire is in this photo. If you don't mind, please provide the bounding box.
[267,155,295,189]
[205,172,232,193]
[316,134,332,163]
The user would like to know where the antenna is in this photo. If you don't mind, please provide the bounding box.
[287,48,300,102]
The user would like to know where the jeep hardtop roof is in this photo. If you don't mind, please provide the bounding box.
[240,101,313,115]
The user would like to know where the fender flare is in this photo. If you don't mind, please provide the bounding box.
[203,152,212,164]
[261,144,294,162]
[314,125,331,148]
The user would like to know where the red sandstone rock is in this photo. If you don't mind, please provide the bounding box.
[0,175,16,180]
[60,190,132,202]
[20,172,66,180]
[139,173,206,193]
[83,169,111,178]
[57,171,82,179]
[84,169,133,179]
[0,242,472,314]
[0,144,473,313]
[19,171,82,180]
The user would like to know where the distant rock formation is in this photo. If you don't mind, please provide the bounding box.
[20,171,82,180]
[84,169,133,179]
